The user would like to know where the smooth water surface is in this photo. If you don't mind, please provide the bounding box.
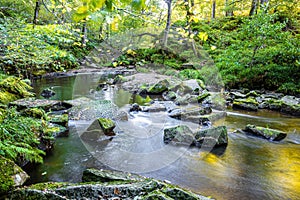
[28,74,300,200]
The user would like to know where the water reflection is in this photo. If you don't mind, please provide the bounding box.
[28,75,300,200]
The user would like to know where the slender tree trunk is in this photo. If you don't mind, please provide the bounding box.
[225,0,233,17]
[211,0,216,19]
[249,0,259,16]
[260,0,269,11]
[33,0,41,28]
[81,20,87,46]
[163,0,172,48]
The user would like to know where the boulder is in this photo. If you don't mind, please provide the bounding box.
[10,98,72,112]
[229,91,246,99]
[0,156,29,195]
[197,91,210,103]
[82,168,144,182]
[68,99,118,120]
[163,125,194,146]
[44,123,69,138]
[40,88,55,98]
[162,91,177,101]
[48,113,69,127]
[232,98,258,111]
[129,103,142,112]
[243,124,287,141]
[169,106,212,119]
[193,126,228,147]
[175,94,198,105]
[142,101,166,112]
[148,79,170,94]
[8,169,211,200]
[98,118,116,136]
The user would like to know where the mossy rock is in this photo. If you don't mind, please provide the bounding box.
[8,169,212,199]
[194,126,228,147]
[148,79,170,94]
[0,156,29,195]
[198,92,210,103]
[44,123,69,138]
[232,98,258,111]
[82,168,144,183]
[163,125,194,145]
[243,124,287,141]
[113,75,128,84]
[48,113,69,127]
[98,118,116,136]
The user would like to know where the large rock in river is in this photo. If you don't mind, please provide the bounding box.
[8,169,212,200]
[243,124,287,141]
[193,126,228,147]
[164,125,195,145]
[232,98,258,111]
[164,125,228,148]
[0,156,29,195]
[9,98,72,112]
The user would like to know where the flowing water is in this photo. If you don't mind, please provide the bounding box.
[28,74,300,200]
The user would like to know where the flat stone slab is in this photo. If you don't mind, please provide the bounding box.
[243,124,287,141]
[10,98,72,111]
[8,168,212,200]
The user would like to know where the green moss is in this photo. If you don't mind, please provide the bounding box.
[198,92,210,102]
[0,156,20,195]
[233,97,258,105]
[27,182,72,191]
[98,118,115,135]
[148,80,170,94]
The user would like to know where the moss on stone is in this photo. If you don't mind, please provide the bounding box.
[98,118,116,135]
[148,79,170,94]
[0,156,29,195]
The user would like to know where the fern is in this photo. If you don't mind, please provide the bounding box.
[0,108,46,164]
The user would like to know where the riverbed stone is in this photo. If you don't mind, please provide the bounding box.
[197,91,210,103]
[169,106,212,119]
[148,79,170,94]
[142,101,166,112]
[0,156,29,195]
[44,123,69,138]
[48,113,69,127]
[98,118,116,136]
[68,99,118,120]
[164,125,194,146]
[243,124,287,141]
[8,168,211,200]
[193,126,228,147]
[82,168,144,182]
[10,98,72,112]
[232,98,258,111]
[40,88,55,98]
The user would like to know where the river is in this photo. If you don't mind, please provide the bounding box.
[28,73,300,200]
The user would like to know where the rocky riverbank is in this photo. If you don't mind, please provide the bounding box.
[6,168,212,200]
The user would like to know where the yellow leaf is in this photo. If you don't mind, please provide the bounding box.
[211,45,217,50]
[112,62,118,67]
[198,32,208,42]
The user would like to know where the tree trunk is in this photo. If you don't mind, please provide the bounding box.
[211,0,216,19]
[81,20,87,46]
[33,0,41,28]
[260,0,269,11]
[163,0,172,48]
[249,0,259,16]
[225,0,233,17]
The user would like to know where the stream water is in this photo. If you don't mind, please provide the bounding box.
[28,73,300,200]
